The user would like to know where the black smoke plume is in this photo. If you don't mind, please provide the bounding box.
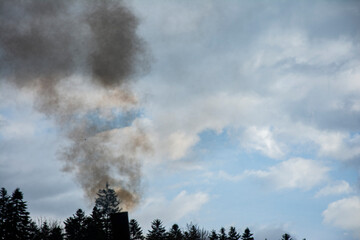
[0,0,150,209]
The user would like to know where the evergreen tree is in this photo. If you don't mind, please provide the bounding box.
[64,209,88,240]
[28,220,40,240]
[49,223,64,240]
[184,223,200,240]
[219,227,227,240]
[281,233,293,240]
[167,224,183,240]
[209,230,219,240]
[129,219,144,240]
[8,188,30,239]
[0,188,10,240]
[147,219,166,240]
[228,226,240,240]
[95,183,121,216]
[85,206,105,240]
[39,221,51,240]
[95,183,121,240]
[241,228,254,240]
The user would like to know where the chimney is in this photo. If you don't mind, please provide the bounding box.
[111,212,131,240]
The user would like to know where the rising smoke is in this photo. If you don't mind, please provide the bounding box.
[0,0,151,209]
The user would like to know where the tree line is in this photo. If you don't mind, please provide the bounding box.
[0,186,303,240]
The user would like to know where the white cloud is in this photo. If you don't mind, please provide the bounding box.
[276,123,360,162]
[140,92,265,163]
[245,158,329,190]
[315,180,353,198]
[242,126,285,159]
[323,196,360,238]
[132,191,209,229]
[167,131,199,160]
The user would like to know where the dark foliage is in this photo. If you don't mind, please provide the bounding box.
[228,226,240,240]
[85,206,106,240]
[147,219,166,240]
[130,219,145,240]
[94,183,121,240]
[39,221,51,240]
[64,209,88,240]
[167,224,183,240]
[49,225,63,240]
[241,228,254,240]
[184,223,201,240]
[219,227,227,240]
[0,188,31,240]
[209,230,219,240]
[281,233,293,240]
[0,188,10,240]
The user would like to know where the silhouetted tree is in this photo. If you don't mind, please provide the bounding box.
[0,188,10,240]
[228,226,240,240]
[95,183,121,239]
[85,206,105,240]
[7,188,31,239]
[241,228,254,240]
[39,221,51,240]
[147,219,166,240]
[28,220,41,240]
[219,227,227,240]
[95,183,121,215]
[281,233,293,240]
[64,209,88,240]
[167,224,183,240]
[129,219,144,240]
[184,223,200,240]
[209,230,219,240]
[49,222,64,240]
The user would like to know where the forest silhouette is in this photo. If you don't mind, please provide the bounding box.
[0,186,304,240]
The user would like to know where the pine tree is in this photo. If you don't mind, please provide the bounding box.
[28,220,40,240]
[85,206,105,240]
[64,209,88,240]
[39,221,51,240]
[241,228,254,240]
[129,219,144,240]
[95,183,121,215]
[8,188,30,239]
[219,227,227,240]
[0,188,10,240]
[167,224,183,240]
[228,226,240,240]
[184,223,200,240]
[281,233,293,240]
[147,219,166,240]
[49,223,64,240]
[209,230,219,240]
[95,183,121,240]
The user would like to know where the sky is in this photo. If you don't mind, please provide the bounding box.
[1,0,360,239]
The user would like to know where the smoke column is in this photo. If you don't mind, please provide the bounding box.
[0,0,151,209]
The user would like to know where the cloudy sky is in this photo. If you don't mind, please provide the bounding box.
[1,0,360,239]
